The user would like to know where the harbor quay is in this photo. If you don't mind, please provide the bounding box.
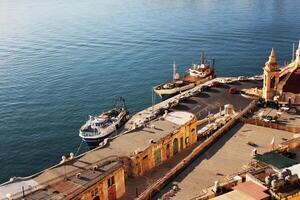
[159,123,295,199]
[0,78,260,200]
[1,42,300,200]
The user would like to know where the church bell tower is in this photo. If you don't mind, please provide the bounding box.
[262,48,279,101]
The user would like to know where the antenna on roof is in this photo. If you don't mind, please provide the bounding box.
[201,51,205,64]
[152,88,155,112]
[292,42,295,61]
[173,59,176,81]
[211,58,215,68]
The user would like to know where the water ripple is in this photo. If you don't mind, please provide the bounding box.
[0,0,300,182]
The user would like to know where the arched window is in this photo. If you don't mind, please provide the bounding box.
[166,144,170,159]
[270,77,275,89]
[185,137,189,145]
[91,188,100,200]
[173,138,178,155]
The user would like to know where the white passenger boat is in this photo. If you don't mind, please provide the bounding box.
[79,97,129,147]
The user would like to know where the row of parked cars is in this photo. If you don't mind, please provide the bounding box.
[208,80,238,94]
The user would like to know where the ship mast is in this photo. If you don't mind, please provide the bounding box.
[173,60,176,81]
[292,42,295,61]
[201,51,205,64]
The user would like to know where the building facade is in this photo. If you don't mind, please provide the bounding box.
[128,114,198,177]
[75,166,125,200]
[262,40,300,105]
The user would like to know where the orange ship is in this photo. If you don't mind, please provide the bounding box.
[154,53,216,100]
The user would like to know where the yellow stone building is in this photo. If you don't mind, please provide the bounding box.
[262,40,300,105]
[77,165,125,200]
[101,111,198,177]
[128,111,198,176]
[0,158,126,200]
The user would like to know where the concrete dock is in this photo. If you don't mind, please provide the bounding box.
[0,77,265,200]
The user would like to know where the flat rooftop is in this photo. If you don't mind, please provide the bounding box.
[162,123,294,200]
[0,159,122,200]
[0,111,193,199]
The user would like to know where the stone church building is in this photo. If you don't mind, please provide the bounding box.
[262,40,300,105]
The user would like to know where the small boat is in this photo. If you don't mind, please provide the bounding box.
[79,97,129,147]
[153,52,215,100]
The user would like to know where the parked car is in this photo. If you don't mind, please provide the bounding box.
[201,85,209,91]
[280,106,290,111]
[238,76,247,81]
[220,78,232,83]
[229,87,237,94]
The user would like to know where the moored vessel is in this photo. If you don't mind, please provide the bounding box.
[79,97,129,147]
[153,52,215,100]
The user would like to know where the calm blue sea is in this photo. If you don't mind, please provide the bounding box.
[0,0,300,183]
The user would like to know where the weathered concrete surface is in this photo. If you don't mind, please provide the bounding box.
[171,80,262,119]
[158,123,294,200]
[127,79,262,129]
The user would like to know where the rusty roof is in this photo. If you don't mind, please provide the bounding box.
[213,190,256,200]
[233,181,269,200]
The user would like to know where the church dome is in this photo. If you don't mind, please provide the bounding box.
[282,68,300,93]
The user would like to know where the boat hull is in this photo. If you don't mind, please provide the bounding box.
[154,75,214,100]
[161,93,179,100]
[82,135,110,148]
[79,111,129,148]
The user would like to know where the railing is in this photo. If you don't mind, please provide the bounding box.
[241,118,300,133]
[80,130,99,137]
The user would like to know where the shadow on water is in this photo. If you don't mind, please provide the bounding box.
[153,123,244,199]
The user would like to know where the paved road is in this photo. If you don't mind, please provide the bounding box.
[152,80,262,199]
[171,80,262,119]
